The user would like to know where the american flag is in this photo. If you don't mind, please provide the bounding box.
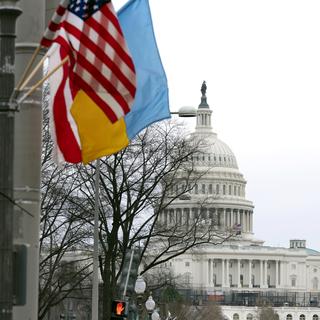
[42,0,136,123]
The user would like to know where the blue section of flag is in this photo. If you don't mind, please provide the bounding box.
[118,0,171,140]
[68,0,109,19]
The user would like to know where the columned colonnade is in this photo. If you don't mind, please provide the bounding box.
[160,207,254,232]
[207,258,282,288]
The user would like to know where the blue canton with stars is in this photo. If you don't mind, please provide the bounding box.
[68,0,110,20]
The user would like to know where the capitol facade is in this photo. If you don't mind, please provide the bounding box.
[155,84,320,320]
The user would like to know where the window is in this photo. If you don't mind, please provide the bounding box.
[202,184,205,194]
[300,315,305,320]
[233,314,239,320]
[291,277,296,287]
[234,186,237,195]
[185,261,190,267]
[209,184,213,194]
[223,185,226,195]
[240,274,244,287]
[292,264,296,270]
[312,315,319,320]
[247,314,253,320]
[267,275,271,286]
[195,184,198,194]
[229,274,232,286]
[213,274,217,285]
[251,275,255,286]
[229,185,232,195]
[216,184,220,194]
[312,277,319,290]
[286,315,292,320]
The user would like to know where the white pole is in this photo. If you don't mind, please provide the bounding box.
[92,159,100,320]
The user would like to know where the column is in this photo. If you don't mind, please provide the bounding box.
[237,259,241,288]
[264,260,268,287]
[13,1,43,319]
[275,260,279,288]
[260,260,263,287]
[237,210,240,224]
[221,259,225,287]
[226,259,230,287]
[230,209,234,227]
[208,259,211,284]
[244,211,247,232]
[248,259,252,288]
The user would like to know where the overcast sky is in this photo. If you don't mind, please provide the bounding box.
[115,0,320,251]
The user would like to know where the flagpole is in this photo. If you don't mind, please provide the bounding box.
[92,158,100,320]
[17,55,69,105]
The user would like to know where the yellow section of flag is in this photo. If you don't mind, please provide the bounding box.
[71,90,129,164]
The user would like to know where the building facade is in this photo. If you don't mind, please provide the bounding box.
[155,84,320,320]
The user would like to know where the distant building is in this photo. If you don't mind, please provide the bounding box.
[152,84,320,320]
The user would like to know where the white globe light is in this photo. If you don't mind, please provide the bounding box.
[145,295,156,312]
[152,311,160,320]
[134,276,146,294]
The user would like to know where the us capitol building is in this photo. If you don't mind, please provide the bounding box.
[154,83,320,320]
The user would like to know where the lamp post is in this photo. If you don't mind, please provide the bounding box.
[134,276,160,320]
[0,1,21,319]
[134,276,146,320]
[145,295,156,320]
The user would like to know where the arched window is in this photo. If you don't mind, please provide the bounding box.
[286,315,292,320]
[209,184,213,194]
[312,315,319,320]
[223,185,226,195]
[247,314,253,320]
[233,314,239,320]
[202,184,206,194]
[216,184,220,194]
[229,185,232,195]
[234,185,237,195]
[300,315,305,320]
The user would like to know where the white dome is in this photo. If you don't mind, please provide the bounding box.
[190,132,239,169]
[207,135,238,169]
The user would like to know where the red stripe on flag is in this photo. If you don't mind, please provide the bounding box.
[53,46,82,163]
[102,3,123,37]
[48,21,61,32]
[87,12,135,73]
[56,4,67,16]
[64,21,136,98]
[76,53,131,114]
[72,73,119,123]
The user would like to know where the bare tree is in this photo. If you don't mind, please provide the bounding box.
[39,110,233,319]
[258,305,279,320]
[39,105,93,320]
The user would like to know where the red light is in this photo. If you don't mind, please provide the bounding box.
[116,302,125,315]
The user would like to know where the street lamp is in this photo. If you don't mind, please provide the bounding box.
[151,310,160,320]
[145,295,156,320]
[170,106,197,118]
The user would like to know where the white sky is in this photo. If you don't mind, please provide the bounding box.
[114,0,320,251]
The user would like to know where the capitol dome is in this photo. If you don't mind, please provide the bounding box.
[198,134,239,169]
[159,81,260,245]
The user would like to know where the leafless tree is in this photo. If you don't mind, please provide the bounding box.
[39,103,233,320]
[258,305,279,320]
